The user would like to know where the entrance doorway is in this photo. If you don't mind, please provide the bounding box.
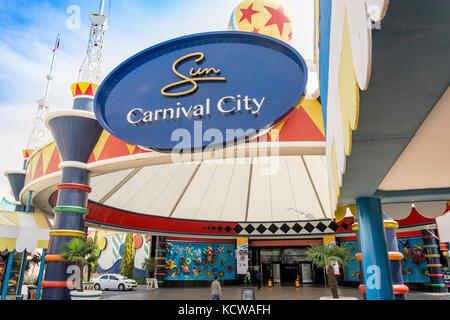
[280,264,299,285]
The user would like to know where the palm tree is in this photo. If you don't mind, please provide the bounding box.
[87,231,99,282]
[25,252,41,272]
[141,257,155,278]
[59,238,98,292]
[306,244,351,299]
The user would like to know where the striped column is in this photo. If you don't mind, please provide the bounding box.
[422,229,446,292]
[154,236,167,287]
[41,107,102,300]
[382,213,408,299]
[353,214,408,299]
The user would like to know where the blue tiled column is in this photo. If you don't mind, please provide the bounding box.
[422,229,446,292]
[382,212,408,299]
[353,197,394,300]
[154,236,167,287]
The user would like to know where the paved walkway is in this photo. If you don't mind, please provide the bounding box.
[101,284,450,300]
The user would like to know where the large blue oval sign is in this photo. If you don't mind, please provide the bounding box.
[94,31,308,152]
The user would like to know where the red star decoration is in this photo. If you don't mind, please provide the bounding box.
[264,5,291,36]
[288,31,293,41]
[239,3,259,24]
[252,27,260,33]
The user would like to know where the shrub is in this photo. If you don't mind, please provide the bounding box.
[119,233,135,279]
[133,275,146,285]
[23,275,38,285]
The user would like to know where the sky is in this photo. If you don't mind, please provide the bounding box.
[0,0,315,201]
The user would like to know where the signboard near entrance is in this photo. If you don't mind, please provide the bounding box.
[94,31,308,152]
[236,237,249,275]
[241,288,255,300]
[443,268,450,288]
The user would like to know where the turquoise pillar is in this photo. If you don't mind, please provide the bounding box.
[382,213,408,299]
[1,250,15,300]
[355,197,394,300]
[16,251,27,300]
[35,249,46,300]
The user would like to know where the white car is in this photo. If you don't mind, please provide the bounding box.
[92,274,138,291]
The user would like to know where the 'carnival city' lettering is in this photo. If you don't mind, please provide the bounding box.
[127,95,265,126]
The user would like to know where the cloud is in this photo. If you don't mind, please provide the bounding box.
[0,0,314,199]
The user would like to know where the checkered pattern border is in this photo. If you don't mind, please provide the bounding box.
[203,217,354,237]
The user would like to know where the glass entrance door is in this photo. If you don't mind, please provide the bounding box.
[300,263,313,283]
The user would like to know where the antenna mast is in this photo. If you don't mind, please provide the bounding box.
[27,34,60,151]
[77,0,109,84]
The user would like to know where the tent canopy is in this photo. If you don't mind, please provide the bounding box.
[0,211,52,252]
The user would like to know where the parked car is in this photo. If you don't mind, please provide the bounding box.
[92,274,138,291]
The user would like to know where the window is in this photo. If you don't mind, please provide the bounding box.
[110,276,118,280]
[100,275,108,280]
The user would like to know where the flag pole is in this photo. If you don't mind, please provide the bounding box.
[43,34,60,105]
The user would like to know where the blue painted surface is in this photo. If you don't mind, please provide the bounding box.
[96,259,148,280]
[343,241,361,281]
[318,0,331,134]
[356,197,394,300]
[95,31,308,152]
[397,237,429,283]
[345,237,429,285]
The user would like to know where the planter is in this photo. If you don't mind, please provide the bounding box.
[83,282,94,291]
[319,296,358,300]
[146,278,158,289]
[70,290,103,300]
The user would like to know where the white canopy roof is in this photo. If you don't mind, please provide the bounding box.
[88,155,333,222]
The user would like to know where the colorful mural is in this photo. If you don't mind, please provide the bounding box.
[398,237,430,283]
[344,237,431,283]
[343,241,361,282]
[164,241,236,281]
[88,231,150,279]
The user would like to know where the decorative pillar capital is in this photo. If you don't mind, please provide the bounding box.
[44,110,103,163]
